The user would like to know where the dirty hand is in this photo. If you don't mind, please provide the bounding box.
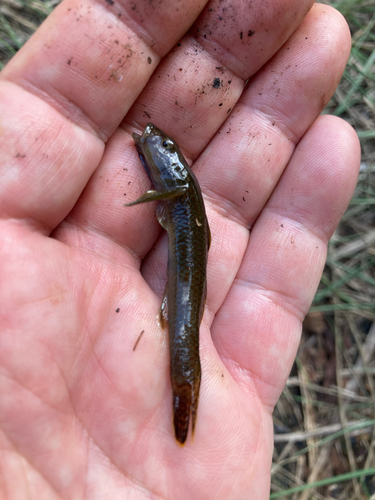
[0,0,360,499]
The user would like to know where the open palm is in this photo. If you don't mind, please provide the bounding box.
[0,0,360,498]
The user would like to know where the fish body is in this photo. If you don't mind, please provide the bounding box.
[126,123,210,444]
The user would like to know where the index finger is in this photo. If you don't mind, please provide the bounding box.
[0,0,207,228]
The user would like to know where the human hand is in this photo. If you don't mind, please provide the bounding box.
[0,0,360,498]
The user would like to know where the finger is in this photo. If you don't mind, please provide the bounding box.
[213,115,360,410]
[140,4,352,306]
[67,0,315,259]
[0,0,207,229]
[124,0,316,155]
[199,4,353,227]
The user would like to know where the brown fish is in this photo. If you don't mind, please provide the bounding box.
[126,123,210,444]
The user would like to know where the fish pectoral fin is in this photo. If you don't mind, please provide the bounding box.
[124,186,188,206]
[156,203,168,229]
[207,220,212,250]
[200,287,207,326]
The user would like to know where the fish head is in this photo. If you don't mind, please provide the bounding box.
[132,123,189,188]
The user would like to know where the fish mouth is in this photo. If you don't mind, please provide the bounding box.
[132,125,162,181]
[132,123,164,147]
[132,132,142,144]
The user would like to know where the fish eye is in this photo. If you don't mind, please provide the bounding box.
[162,139,174,150]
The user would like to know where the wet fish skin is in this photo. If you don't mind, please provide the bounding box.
[126,123,210,444]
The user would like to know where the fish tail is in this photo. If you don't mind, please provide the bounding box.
[173,378,200,445]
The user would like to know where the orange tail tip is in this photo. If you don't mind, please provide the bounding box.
[173,381,200,445]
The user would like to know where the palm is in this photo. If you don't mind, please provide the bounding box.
[0,0,359,498]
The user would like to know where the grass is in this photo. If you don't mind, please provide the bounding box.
[273,1,375,496]
[1,0,374,498]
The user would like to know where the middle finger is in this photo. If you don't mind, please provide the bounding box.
[69,0,315,261]
[141,3,351,318]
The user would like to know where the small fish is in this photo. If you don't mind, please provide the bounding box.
[126,123,210,444]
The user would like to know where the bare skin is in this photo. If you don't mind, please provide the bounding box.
[0,0,360,499]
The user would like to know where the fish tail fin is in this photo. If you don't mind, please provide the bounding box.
[173,378,200,445]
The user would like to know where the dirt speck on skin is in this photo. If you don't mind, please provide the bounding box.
[212,77,221,89]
